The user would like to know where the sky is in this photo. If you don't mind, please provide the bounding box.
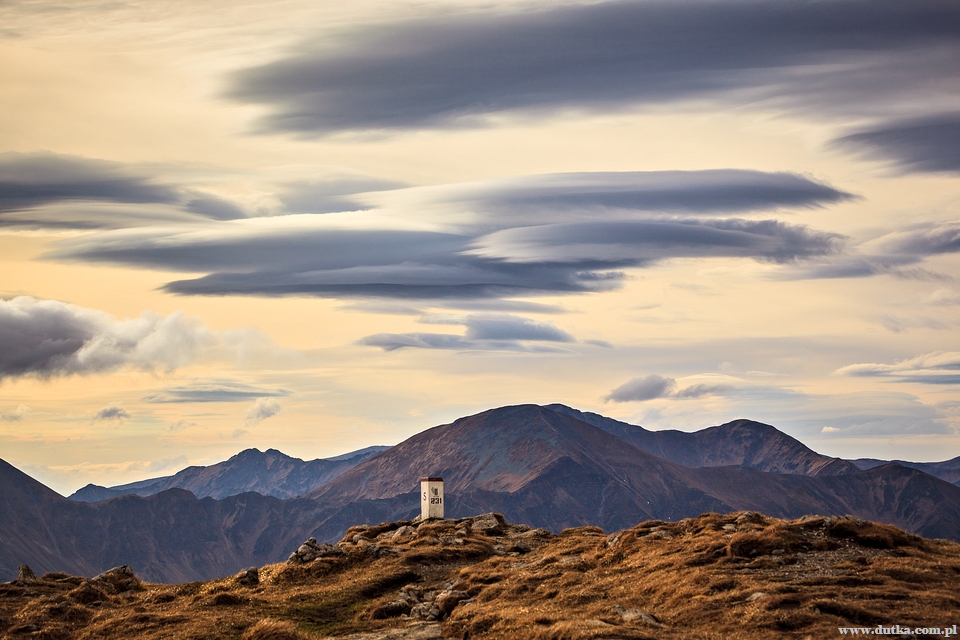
[2,0,960,495]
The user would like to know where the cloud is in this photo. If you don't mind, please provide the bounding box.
[836,351,960,384]
[227,0,960,135]
[50,170,848,301]
[168,419,197,432]
[872,222,960,259]
[183,193,248,220]
[360,313,576,352]
[821,426,841,433]
[0,296,214,381]
[408,170,853,222]
[468,218,842,264]
[606,375,677,402]
[0,152,261,229]
[771,220,960,281]
[244,397,281,425]
[606,375,734,402]
[1,404,29,422]
[674,383,735,399]
[143,379,291,403]
[834,113,960,173]
[93,403,130,422]
[0,151,178,214]
[278,175,406,214]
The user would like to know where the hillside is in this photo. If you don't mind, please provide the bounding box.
[2,512,958,640]
[310,405,960,539]
[547,404,857,475]
[69,446,390,502]
[850,455,960,487]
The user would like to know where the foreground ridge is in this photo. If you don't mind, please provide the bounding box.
[2,512,959,639]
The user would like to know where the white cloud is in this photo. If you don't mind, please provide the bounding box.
[836,351,960,384]
[0,404,30,422]
[244,397,281,426]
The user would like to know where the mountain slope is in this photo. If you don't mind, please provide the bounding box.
[310,405,732,528]
[69,446,389,502]
[850,455,960,486]
[311,405,960,538]
[547,403,857,475]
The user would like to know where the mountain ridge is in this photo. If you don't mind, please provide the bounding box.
[68,445,389,502]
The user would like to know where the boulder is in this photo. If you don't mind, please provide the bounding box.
[287,538,344,564]
[469,513,506,536]
[17,564,36,582]
[235,567,259,586]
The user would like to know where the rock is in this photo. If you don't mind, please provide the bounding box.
[470,513,506,536]
[436,590,470,618]
[288,538,345,564]
[17,564,36,582]
[507,540,532,554]
[615,605,661,627]
[392,526,416,539]
[409,602,434,620]
[747,592,769,602]
[236,567,259,586]
[95,565,135,581]
[93,565,141,592]
[513,528,551,539]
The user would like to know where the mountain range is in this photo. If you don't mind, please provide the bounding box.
[68,446,389,501]
[4,404,960,583]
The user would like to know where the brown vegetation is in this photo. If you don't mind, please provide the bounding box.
[2,512,959,639]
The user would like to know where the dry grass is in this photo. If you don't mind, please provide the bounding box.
[1,513,958,640]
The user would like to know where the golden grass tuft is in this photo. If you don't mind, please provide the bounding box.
[241,619,305,640]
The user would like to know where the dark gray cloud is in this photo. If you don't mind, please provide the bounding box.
[606,375,734,401]
[142,379,292,403]
[0,152,254,228]
[184,194,248,220]
[361,313,576,351]
[228,0,960,135]
[674,383,735,398]
[51,170,846,301]
[834,113,960,173]
[471,218,842,264]
[431,171,853,222]
[0,296,211,381]
[0,151,178,214]
[93,404,130,421]
[606,375,676,402]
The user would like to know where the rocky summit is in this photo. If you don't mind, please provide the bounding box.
[2,512,959,639]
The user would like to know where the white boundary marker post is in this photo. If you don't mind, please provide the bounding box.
[420,476,444,520]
